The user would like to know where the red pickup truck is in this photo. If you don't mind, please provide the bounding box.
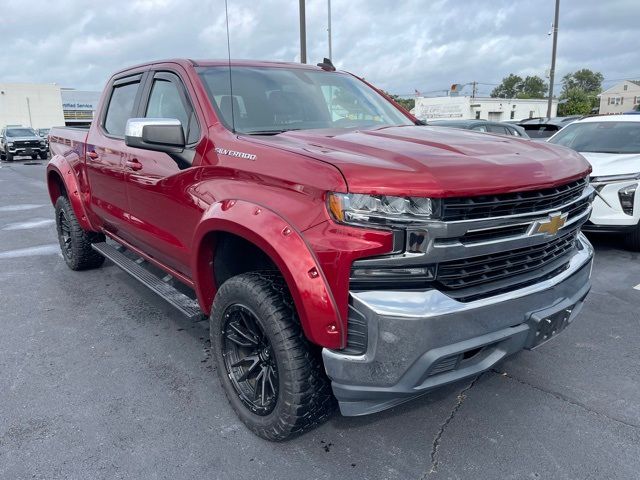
[47,59,595,440]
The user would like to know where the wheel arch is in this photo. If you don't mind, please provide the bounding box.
[46,158,93,232]
[192,200,343,349]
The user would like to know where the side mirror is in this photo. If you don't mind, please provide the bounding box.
[125,118,185,153]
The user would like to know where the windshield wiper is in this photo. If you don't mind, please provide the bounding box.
[245,128,302,136]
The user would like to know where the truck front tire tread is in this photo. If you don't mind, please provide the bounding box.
[210,272,335,441]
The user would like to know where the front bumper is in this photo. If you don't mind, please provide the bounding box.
[7,146,46,155]
[323,233,594,416]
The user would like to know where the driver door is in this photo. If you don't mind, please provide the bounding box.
[123,70,206,276]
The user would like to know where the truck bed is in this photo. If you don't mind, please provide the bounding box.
[49,126,89,158]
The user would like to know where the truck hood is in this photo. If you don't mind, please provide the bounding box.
[6,136,42,142]
[255,126,590,197]
[578,152,640,178]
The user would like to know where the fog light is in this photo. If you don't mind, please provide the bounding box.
[618,184,637,216]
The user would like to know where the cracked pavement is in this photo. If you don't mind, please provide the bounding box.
[1,161,639,480]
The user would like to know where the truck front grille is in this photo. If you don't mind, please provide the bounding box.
[14,140,40,148]
[436,229,578,300]
[441,177,588,221]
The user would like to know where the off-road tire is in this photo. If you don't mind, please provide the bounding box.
[39,152,48,160]
[210,272,335,441]
[31,154,38,160]
[624,223,640,251]
[55,196,105,270]
[5,152,13,162]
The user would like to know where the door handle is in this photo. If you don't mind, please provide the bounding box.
[87,151,98,160]
[126,158,143,171]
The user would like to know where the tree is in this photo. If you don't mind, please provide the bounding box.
[557,87,593,116]
[558,69,603,115]
[561,69,604,96]
[491,74,548,99]
[518,76,548,99]
[383,91,415,112]
[491,74,523,98]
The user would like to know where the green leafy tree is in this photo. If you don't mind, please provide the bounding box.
[561,69,604,96]
[518,76,548,99]
[558,69,603,115]
[557,87,593,116]
[382,91,415,112]
[491,74,523,98]
[491,74,548,99]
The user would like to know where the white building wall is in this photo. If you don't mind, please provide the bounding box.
[414,96,557,122]
[0,83,65,129]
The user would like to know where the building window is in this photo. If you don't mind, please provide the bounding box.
[529,110,534,118]
[635,96,639,105]
[610,96,623,105]
[475,111,481,119]
[624,84,628,91]
[510,110,515,119]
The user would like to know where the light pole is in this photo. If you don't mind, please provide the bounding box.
[299,0,307,63]
[327,0,332,60]
[547,0,560,118]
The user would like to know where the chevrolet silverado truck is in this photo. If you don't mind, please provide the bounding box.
[1,126,49,161]
[47,59,595,441]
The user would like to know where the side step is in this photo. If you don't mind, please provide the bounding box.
[92,242,205,321]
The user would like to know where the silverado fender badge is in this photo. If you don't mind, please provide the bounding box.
[529,211,568,236]
[215,147,257,161]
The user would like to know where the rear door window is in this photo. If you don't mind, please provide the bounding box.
[104,80,141,137]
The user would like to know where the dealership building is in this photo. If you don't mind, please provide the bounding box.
[413,95,558,122]
[0,82,100,129]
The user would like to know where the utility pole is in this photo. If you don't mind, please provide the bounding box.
[547,0,560,118]
[299,0,307,63]
[26,97,33,127]
[471,81,477,98]
[327,0,332,59]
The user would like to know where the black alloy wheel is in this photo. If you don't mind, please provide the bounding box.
[221,304,278,415]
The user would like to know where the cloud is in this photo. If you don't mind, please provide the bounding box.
[0,0,638,96]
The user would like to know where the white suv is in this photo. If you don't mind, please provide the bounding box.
[548,114,640,250]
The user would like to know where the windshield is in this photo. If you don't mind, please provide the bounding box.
[197,66,413,134]
[548,121,640,153]
[38,129,50,136]
[6,128,37,137]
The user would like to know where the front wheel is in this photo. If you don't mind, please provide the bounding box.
[31,154,38,160]
[55,196,105,270]
[210,272,335,441]
[39,152,48,160]
[5,152,13,162]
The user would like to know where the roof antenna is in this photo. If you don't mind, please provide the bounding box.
[317,57,335,72]
[224,0,236,133]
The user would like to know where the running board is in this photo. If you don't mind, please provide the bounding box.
[92,242,205,321]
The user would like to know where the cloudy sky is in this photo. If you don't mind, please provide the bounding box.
[1,0,638,96]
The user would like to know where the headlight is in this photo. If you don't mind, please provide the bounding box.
[40,141,46,146]
[7,142,14,147]
[590,173,640,184]
[618,184,637,216]
[327,192,440,227]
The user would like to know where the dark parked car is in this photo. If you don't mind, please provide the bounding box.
[427,119,530,139]
[516,116,580,140]
[35,128,51,157]
[0,126,48,161]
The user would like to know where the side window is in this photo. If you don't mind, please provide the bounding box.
[472,125,488,132]
[146,76,200,144]
[487,125,509,135]
[104,81,140,137]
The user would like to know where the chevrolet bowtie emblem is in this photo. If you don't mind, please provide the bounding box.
[530,212,568,236]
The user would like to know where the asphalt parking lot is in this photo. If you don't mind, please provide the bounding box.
[1,159,639,480]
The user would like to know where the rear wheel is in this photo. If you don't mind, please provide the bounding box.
[210,272,335,441]
[55,196,105,270]
[624,223,640,251]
